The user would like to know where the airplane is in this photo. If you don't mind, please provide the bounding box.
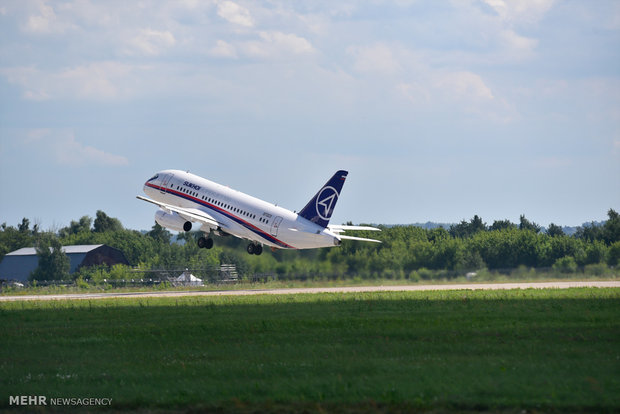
[137,169,381,255]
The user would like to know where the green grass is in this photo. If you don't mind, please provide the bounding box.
[1,288,619,413]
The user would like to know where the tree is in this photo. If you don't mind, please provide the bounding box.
[59,216,92,237]
[490,219,516,231]
[608,241,620,266]
[31,236,70,281]
[546,223,564,237]
[602,209,620,244]
[449,215,486,238]
[18,218,30,233]
[93,210,123,233]
[0,221,35,260]
[449,220,470,238]
[148,222,172,244]
[575,223,603,242]
[469,215,487,234]
[519,215,541,233]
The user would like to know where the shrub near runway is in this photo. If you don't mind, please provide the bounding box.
[1,289,619,412]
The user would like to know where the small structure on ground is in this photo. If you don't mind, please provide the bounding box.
[0,244,129,282]
[175,269,203,286]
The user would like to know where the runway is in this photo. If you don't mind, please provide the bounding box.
[1,280,618,302]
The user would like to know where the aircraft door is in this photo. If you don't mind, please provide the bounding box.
[270,216,283,237]
[160,174,174,194]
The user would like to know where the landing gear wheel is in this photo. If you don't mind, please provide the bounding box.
[247,243,263,255]
[198,237,214,249]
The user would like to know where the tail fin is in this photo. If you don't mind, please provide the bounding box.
[298,170,348,228]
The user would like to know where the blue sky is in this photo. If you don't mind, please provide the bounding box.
[1,0,619,231]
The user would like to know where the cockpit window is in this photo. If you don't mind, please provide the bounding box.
[147,174,159,182]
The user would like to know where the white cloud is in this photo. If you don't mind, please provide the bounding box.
[474,0,555,62]
[500,29,538,55]
[216,1,254,27]
[23,129,129,167]
[397,70,519,122]
[243,31,315,58]
[24,128,51,144]
[177,0,201,10]
[126,29,176,56]
[396,82,431,105]
[482,0,556,24]
[2,62,137,101]
[57,132,129,166]
[434,71,494,101]
[1,66,50,101]
[58,62,131,99]
[22,0,77,34]
[347,43,402,75]
[209,40,237,58]
[259,31,314,55]
[23,1,56,33]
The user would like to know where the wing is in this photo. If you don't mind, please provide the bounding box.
[328,224,382,243]
[136,195,222,231]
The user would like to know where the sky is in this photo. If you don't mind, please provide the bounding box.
[0,0,619,232]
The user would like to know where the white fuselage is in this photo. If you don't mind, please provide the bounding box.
[144,170,341,250]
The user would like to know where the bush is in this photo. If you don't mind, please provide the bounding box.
[108,264,131,280]
[75,277,89,289]
[407,270,421,282]
[553,256,578,274]
[417,267,433,280]
[583,263,610,277]
[75,265,109,284]
[607,241,620,266]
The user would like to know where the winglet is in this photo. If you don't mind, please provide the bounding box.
[298,170,348,228]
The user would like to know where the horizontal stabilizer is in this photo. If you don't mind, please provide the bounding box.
[337,235,382,243]
[328,224,381,233]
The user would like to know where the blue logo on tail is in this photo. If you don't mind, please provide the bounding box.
[299,170,348,228]
[316,186,339,221]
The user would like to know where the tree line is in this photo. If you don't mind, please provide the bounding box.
[1,209,618,282]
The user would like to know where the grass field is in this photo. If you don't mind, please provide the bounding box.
[1,288,619,413]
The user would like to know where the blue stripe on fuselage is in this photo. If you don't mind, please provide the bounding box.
[145,182,294,249]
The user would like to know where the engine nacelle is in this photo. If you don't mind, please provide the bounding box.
[155,210,192,232]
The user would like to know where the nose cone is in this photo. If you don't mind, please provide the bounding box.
[144,173,160,195]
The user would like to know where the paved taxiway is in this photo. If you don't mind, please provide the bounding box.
[0,281,618,302]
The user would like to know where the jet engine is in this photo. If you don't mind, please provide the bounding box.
[155,209,192,232]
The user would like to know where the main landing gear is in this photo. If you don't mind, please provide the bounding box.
[247,243,263,255]
[197,237,214,249]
